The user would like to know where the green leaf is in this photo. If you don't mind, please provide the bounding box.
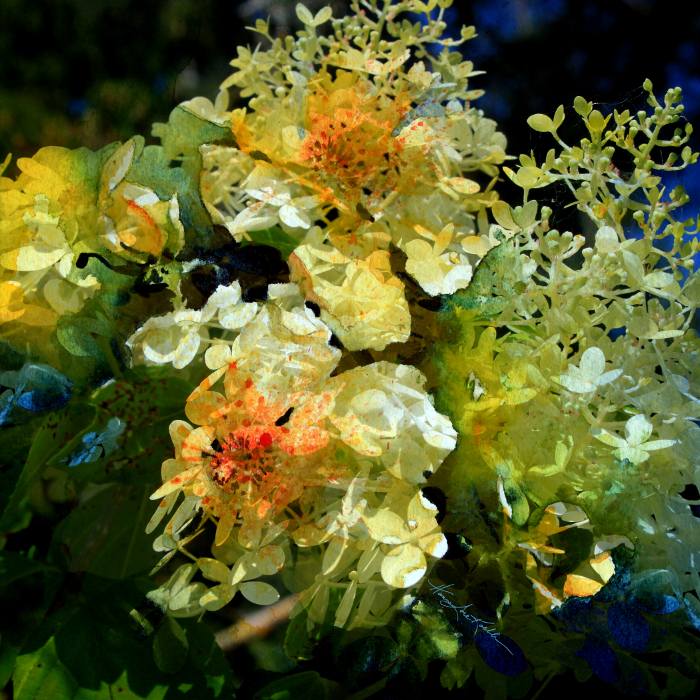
[666,669,697,697]
[385,656,421,696]
[283,608,320,662]
[13,579,235,700]
[499,477,530,526]
[253,671,327,700]
[441,653,474,690]
[411,628,460,660]
[0,402,97,533]
[284,587,343,662]
[244,226,301,260]
[58,366,193,486]
[550,527,594,577]
[339,635,402,672]
[152,617,189,675]
[0,550,55,587]
[56,324,103,357]
[0,415,43,528]
[55,482,162,578]
[0,549,65,689]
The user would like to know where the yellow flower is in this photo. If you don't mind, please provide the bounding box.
[404,223,474,296]
[362,490,448,588]
[289,233,410,351]
[516,502,631,614]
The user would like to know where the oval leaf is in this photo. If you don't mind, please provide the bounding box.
[474,631,527,676]
[527,114,555,133]
[608,601,649,652]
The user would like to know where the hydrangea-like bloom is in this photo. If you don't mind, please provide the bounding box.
[126,281,258,369]
[289,229,410,351]
[147,284,456,611]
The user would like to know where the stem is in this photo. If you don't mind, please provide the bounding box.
[530,670,556,700]
[345,678,388,700]
[370,0,392,53]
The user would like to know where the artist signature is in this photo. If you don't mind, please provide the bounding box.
[428,581,513,655]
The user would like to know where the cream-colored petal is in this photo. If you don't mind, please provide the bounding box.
[380,544,427,588]
[173,328,201,369]
[229,553,254,585]
[150,465,203,500]
[362,508,408,545]
[170,582,207,610]
[169,421,193,456]
[200,583,236,611]
[248,545,286,576]
[215,507,237,547]
[198,557,231,584]
[418,532,448,558]
[219,302,258,329]
[205,343,233,370]
[240,581,280,606]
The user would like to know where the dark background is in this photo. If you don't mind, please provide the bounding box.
[1,0,699,231]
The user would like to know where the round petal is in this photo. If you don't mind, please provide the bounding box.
[362,509,408,545]
[380,543,427,588]
[205,343,233,370]
[625,414,653,447]
[198,557,231,583]
[173,328,201,369]
[185,390,228,425]
[170,582,207,611]
[418,532,448,558]
[200,583,236,611]
[246,545,286,577]
[383,438,433,483]
[240,581,280,606]
[219,302,258,329]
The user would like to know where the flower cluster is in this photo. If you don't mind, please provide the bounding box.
[5,1,700,697]
[145,283,457,627]
[178,0,508,350]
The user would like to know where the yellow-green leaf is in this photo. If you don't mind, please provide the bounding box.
[527,114,555,133]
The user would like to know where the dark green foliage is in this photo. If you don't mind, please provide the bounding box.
[253,671,327,700]
[11,575,236,699]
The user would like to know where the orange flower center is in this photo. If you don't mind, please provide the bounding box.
[209,430,276,491]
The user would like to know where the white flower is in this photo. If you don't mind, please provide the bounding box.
[127,281,258,369]
[558,347,622,394]
[591,414,676,464]
[331,363,457,484]
[0,194,72,273]
[289,236,411,351]
[403,223,474,296]
[317,470,371,541]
